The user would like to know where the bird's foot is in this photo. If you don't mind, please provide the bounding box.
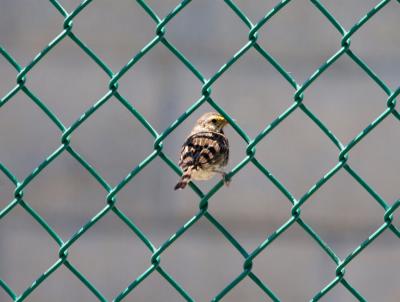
[222,172,231,187]
[214,170,231,187]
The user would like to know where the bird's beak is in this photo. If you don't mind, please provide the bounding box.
[215,115,229,126]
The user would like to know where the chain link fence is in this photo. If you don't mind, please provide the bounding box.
[1,0,399,301]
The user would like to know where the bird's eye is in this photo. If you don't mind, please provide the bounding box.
[211,118,217,124]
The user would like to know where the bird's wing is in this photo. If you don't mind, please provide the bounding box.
[179,131,228,170]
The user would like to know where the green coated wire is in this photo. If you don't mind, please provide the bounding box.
[0,0,398,301]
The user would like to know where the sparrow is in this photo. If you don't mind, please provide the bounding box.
[174,112,230,190]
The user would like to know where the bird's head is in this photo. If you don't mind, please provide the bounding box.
[193,112,229,133]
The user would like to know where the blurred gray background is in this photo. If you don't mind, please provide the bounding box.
[0,1,399,301]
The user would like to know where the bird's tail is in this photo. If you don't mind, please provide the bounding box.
[174,168,192,190]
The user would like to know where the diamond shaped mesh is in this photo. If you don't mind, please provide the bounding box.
[1,1,399,301]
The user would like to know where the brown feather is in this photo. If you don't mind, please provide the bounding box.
[178,131,229,171]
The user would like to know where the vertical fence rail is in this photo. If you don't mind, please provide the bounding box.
[1,0,399,301]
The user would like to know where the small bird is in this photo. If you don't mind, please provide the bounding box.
[174,112,230,190]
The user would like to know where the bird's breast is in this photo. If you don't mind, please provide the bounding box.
[190,168,216,180]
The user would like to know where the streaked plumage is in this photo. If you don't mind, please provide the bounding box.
[174,112,230,190]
